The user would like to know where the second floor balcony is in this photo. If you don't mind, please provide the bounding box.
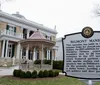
[0,29,23,39]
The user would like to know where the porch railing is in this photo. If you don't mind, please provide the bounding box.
[0,29,23,38]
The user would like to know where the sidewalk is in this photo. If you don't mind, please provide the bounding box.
[59,72,65,75]
[0,66,19,76]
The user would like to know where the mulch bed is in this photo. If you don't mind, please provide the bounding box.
[2,75,64,81]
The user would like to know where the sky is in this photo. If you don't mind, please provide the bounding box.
[1,0,100,38]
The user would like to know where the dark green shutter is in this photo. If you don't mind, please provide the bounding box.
[12,44,15,58]
[6,25,9,30]
[14,27,16,33]
[4,40,7,57]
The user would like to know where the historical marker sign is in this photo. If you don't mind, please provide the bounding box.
[62,27,100,79]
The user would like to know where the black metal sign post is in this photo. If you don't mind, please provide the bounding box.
[62,27,100,85]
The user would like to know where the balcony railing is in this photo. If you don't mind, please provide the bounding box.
[0,29,23,39]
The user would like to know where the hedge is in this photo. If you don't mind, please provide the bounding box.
[34,60,51,65]
[20,71,26,78]
[25,71,32,78]
[13,69,21,77]
[34,60,63,70]
[43,70,49,77]
[13,69,59,78]
[32,70,37,78]
[38,70,43,78]
[49,70,54,77]
[34,60,41,64]
[53,61,63,70]
[44,60,51,65]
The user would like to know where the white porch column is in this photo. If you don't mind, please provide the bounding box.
[51,49,53,69]
[19,48,22,69]
[41,44,44,61]
[20,48,22,59]
[41,44,44,68]
[16,42,21,59]
[27,30,30,38]
[48,49,50,60]
[47,48,49,60]
[26,45,29,60]
[1,40,5,58]
[5,40,9,58]
[33,47,36,61]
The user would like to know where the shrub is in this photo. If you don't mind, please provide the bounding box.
[34,60,41,64]
[20,70,26,78]
[53,61,63,70]
[43,70,49,77]
[44,60,51,65]
[13,69,21,77]
[32,70,37,78]
[54,71,59,77]
[38,70,43,78]
[49,70,54,77]
[16,70,21,77]
[13,69,17,77]
[25,71,32,78]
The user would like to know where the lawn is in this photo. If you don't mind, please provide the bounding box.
[0,76,86,85]
[95,82,100,85]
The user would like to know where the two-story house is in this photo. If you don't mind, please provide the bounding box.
[0,11,57,66]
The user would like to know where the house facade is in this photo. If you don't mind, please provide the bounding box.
[55,37,63,60]
[0,11,57,66]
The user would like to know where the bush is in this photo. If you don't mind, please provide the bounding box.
[20,70,26,78]
[53,61,63,70]
[44,60,51,65]
[32,70,37,78]
[34,60,41,64]
[38,70,43,78]
[25,71,32,78]
[54,71,59,77]
[43,70,49,77]
[13,69,17,77]
[49,70,54,77]
[13,69,21,77]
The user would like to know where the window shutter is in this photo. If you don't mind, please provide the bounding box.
[14,27,16,33]
[12,44,15,58]
[6,25,9,30]
[4,40,7,57]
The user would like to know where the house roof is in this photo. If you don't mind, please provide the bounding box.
[0,11,57,34]
[28,29,46,40]
[20,30,55,47]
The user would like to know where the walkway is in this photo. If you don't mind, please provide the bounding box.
[0,66,19,76]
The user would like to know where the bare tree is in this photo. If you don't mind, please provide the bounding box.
[0,0,12,10]
[94,4,100,17]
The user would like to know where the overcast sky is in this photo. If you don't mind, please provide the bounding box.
[1,0,100,38]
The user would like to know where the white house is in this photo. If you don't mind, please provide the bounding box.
[0,11,57,66]
[55,37,63,61]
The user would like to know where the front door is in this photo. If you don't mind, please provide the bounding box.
[7,43,13,58]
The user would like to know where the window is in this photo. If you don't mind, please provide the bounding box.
[6,25,16,35]
[7,43,14,58]
[23,29,27,39]
[28,50,33,60]
[22,48,26,56]
[29,31,34,37]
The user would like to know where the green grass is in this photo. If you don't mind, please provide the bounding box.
[95,82,100,85]
[0,76,86,85]
[53,69,62,72]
